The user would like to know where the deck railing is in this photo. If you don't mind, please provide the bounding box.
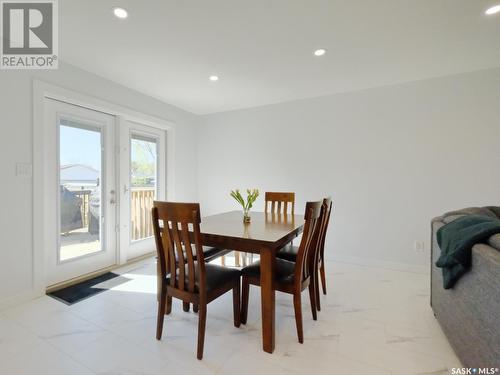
[130,187,155,241]
[68,187,155,241]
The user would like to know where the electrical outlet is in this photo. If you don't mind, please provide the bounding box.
[414,241,425,252]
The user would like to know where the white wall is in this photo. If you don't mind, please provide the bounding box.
[197,68,500,267]
[0,62,198,305]
[1,63,499,306]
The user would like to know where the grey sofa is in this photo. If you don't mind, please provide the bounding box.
[431,207,500,368]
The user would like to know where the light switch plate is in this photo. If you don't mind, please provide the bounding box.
[414,241,425,252]
[16,163,33,177]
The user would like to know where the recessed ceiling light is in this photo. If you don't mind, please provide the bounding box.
[113,7,128,19]
[209,75,219,82]
[314,48,326,56]
[485,5,500,15]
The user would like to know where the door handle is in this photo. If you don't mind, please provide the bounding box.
[110,189,116,204]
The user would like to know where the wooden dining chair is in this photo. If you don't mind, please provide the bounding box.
[152,202,241,360]
[264,192,295,215]
[240,201,322,343]
[276,197,332,311]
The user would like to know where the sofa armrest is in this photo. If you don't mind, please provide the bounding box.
[430,217,500,368]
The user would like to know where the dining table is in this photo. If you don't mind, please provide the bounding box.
[200,210,304,353]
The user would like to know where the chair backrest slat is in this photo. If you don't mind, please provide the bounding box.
[171,223,185,290]
[265,192,295,215]
[180,222,196,292]
[293,201,322,285]
[152,202,206,295]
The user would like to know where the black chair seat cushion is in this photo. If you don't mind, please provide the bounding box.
[242,258,296,284]
[202,247,232,262]
[167,263,241,293]
[170,246,230,263]
[276,244,299,262]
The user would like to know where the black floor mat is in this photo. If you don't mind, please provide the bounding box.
[47,272,131,305]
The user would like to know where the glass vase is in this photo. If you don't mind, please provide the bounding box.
[243,209,251,223]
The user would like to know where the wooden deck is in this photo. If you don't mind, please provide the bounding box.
[60,187,156,260]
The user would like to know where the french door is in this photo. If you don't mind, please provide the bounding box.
[45,99,167,286]
[45,99,117,286]
[119,121,166,260]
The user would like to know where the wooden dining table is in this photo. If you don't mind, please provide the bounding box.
[200,210,304,353]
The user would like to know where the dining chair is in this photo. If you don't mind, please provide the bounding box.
[152,201,242,360]
[264,191,295,215]
[264,191,297,252]
[240,201,323,343]
[276,197,332,311]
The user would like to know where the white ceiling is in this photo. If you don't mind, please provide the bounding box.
[60,0,500,115]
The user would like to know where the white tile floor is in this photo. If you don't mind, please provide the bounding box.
[0,257,461,375]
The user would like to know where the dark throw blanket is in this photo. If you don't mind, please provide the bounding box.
[436,215,500,289]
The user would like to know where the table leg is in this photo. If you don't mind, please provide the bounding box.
[260,248,275,353]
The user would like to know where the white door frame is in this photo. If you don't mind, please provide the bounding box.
[33,80,175,296]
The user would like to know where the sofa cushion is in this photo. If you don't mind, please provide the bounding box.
[486,206,500,219]
[487,233,500,251]
[442,207,497,224]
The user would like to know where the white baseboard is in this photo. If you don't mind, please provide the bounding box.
[327,254,429,274]
[0,289,42,311]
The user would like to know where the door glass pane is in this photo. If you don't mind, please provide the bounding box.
[130,135,157,241]
[59,120,103,261]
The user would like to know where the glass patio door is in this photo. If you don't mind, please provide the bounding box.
[45,99,117,286]
[119,121,166,260]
